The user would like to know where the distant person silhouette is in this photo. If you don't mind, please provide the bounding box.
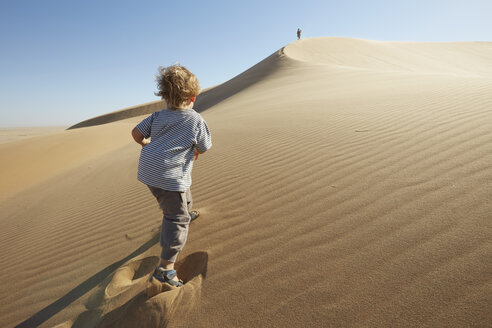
[297,28,301,40]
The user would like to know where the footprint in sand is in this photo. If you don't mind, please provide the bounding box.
[105,255,158,299]
[69,252,208,328]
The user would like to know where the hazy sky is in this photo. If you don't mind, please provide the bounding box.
[1,0,491,127]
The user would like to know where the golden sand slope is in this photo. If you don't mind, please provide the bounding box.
[1,38,491,328]
[0,127,67,144]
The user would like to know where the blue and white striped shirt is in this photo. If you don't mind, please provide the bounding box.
[136,108,212,192]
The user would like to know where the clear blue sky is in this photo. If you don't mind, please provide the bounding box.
[1,0,490,127]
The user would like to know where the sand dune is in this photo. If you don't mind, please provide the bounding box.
[286,37,492,75]
[66,86,215,130]
[67,100,166,130]
[0,127,67,145]
[1,37,491,328]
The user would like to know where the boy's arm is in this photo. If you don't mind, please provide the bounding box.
[195,119,212,154]
[132,127,150,147]
[132,113,155,147]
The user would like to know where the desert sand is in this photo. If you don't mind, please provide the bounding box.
[0,127,67,144]
[1,37,491,327]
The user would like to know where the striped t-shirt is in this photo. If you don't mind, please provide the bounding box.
[136,108,212,192]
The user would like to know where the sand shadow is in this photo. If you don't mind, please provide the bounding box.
[193,49,283,113]
[71,252,208,328]
[15,233,160,328]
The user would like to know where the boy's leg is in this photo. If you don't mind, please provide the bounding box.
[186,188,192,213]
[148,186,191,266]
[186,188,201,221]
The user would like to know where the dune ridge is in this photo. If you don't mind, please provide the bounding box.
[67,100,166,130]
[0,37,491,327]
[67,84,221,130]
[285,37,492,76]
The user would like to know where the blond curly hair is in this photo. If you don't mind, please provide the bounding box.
[155,65,201,109]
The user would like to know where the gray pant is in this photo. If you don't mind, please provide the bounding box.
[148,186,192,262]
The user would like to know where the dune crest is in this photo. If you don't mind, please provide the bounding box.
[67,100,166,130]
[284,37,492,75]
[67,48,287,130]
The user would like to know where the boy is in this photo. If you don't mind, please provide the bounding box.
[132,65,212,290]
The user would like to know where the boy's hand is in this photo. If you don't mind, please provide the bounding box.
[194,148,205,160]
[132,127,150,147]
[141,139,150,147]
